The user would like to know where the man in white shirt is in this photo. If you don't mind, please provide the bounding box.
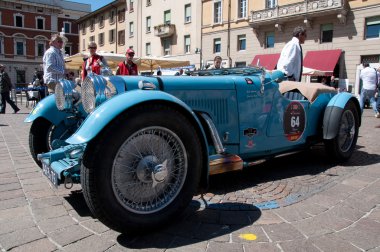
[277,26,307,82]
[359,63,379,117]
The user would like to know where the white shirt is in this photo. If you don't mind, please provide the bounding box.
[360,67,377,90]
[43,46,65,84]
[277,37,302,81]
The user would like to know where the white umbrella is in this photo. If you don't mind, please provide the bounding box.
[65,52,125,70]
[134,56,190,73]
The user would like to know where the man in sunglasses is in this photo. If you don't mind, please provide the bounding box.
[116,48,138,75]
[43,34,65,94]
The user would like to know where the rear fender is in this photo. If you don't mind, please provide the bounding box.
[323,92,361,140]
[24,95,75,125]
[66,90,210,187]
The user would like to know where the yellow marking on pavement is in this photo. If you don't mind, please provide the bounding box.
[239,233,257,241]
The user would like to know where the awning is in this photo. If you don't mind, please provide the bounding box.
[303,49,342,76]
[251,53,280,70]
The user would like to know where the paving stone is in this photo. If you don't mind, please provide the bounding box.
[0,226,45,251]
[22,182,53,192]
[30,196,63,209]
[186,208,220,224]
[0,189,24,201]
[20,177,47,185]
[121,232,175,250]
[0,176,19,185]
[310,233,361,252]
[37,215,77,234]
[81,219,110,234]
[244,242,281,252]
[251,211,283,225]
[63,234,115,252]
[262,223,305,242]
[162,237,208,252]
[161,220,201,238]
[193,223,230,242]
[0,206,30,222]
[207,241,243,252]
[9,238,57,252]
[0,182,21,192]
[24,189,56,199]
[0,216,35,235]
[336,218,380,251]
[48,224,93,247]
[367,206,380,222]
[328,204,365,222]
[17,171,42,180]
[219,210,251,225]
[343,191,379,213]
[0,196,27,210]
[33,205,68,221]
[279,239,320,252]
[341,176,376,189]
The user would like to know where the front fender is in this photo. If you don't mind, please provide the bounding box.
[323,92,361,140]
[24,95,70,125]
[67,90,206,144]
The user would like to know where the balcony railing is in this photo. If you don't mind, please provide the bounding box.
[250,0,348,28]
[154,24,175,38]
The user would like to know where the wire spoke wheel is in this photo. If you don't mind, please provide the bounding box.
[112,127,187,214]
[337,110,356,153]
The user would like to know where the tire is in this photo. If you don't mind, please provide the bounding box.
[29,118,77,167]
[324,101,359,161]
[81,104,203,233]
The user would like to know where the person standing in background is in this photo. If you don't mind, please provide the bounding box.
[116,48,138,75]
[43,34,65,94]
[81,42,108,80]
[0,64,20,114]
[277,26,307,82]
[209,56,223,69]
[359,63,379,118]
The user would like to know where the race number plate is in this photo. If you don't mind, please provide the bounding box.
[42,163,59,187]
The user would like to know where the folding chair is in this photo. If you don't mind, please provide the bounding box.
[25,90,39,108]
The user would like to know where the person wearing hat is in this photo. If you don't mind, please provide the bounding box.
[0,64,20,114]
[116,48,138,75]
[43,34,65,94]
[81,41,108,80]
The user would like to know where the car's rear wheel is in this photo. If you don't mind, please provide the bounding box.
[324,101,359,161]
[81,104,202,233]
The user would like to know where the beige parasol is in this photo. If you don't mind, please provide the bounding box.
[64,52,125,70]
[134,56,190,73]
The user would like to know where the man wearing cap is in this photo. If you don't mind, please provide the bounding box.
[116,48,138,75]
[0,64,20,114]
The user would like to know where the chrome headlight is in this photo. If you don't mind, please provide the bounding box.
[55,79,77,111]
[81,73,118,114]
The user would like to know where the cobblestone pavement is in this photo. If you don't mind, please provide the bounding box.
[0,106,379,251]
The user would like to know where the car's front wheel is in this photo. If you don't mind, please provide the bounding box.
[29,118,77,167]
[324,101,359,161]
[81,104,202,233]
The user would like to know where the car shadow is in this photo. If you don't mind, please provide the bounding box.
[116,201,261,249]
[206,145,380,195]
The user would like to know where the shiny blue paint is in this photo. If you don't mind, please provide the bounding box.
[326,91,357,109]
[66,89,205,144]
[24,95,71,125]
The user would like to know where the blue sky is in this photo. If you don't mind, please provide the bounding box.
[72,0,115,11]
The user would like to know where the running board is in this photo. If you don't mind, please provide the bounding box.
[209,154,243,175]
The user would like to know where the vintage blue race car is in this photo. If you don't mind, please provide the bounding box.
[26,67,361,233]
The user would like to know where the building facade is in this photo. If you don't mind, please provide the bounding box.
[202,0,380,88]
[126,0,202,68]
[0,0,90,85]
[77,0,126,55]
